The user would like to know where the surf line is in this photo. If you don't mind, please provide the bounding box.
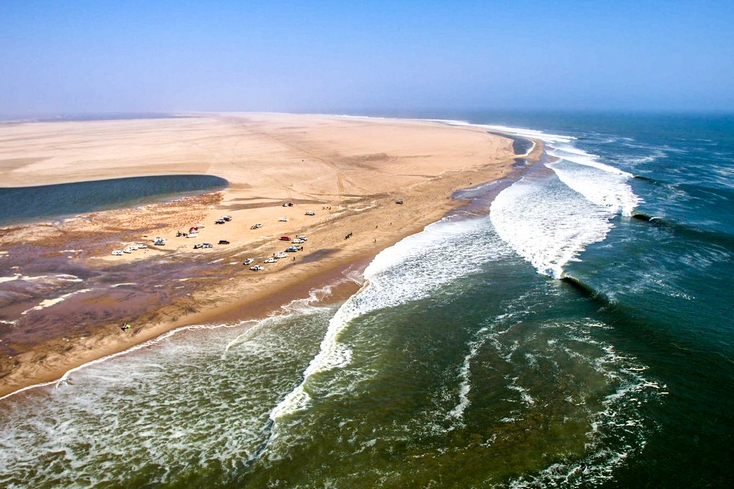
[239,280,372,467]
[0,322,238,403]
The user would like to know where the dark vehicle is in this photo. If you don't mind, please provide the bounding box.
[395,199,404,204]
[218,240,230,245]
[280,236,291,241]
[222,216,232,221]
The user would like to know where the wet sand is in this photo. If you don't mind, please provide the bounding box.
[0,113,543,398]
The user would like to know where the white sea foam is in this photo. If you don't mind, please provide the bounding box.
[434,119,574,145]
[0,305,331,486]
[271,217,513,421]
[491,171,614,278]
[484,127,640,277]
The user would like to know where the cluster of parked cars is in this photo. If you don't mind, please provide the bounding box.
[215,215,232,225]
[245,235,308,270]
[111,243,148,256]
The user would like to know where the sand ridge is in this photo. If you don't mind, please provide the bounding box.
[0,113,542,398]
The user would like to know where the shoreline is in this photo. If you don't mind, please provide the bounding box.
[0,113,543,399]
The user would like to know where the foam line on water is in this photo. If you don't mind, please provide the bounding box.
[433,119,575,145]
[491,172,614,278]
[223,282,340,357]
[0,321,240,403]
[269,288,364,420]
[485,134,639,277]
[270,217,512,422]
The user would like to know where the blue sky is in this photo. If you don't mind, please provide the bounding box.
[1,0,733,116]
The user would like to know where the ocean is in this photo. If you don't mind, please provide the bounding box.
[1,112,733,488]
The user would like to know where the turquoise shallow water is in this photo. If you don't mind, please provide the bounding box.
[1,112,733,487]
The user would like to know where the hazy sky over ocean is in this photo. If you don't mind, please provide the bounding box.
[2,0,733,116]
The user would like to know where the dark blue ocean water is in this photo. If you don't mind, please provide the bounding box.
[0,175,228,226]
[1,112,733,488]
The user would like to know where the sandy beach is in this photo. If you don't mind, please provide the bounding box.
[0,113,542,398]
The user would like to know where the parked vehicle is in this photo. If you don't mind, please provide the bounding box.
[222,216,232,221]
[278,217,289,222]
[111,250,123,256]
[243,258,254,265]
[218,240,230,245]
[215,218,225,224]
[250,265,264,271]
[251,223,263,229]
[305,211,315,216]
[154,237,165,246]
[264,257,278,263]
[280,236,291,241]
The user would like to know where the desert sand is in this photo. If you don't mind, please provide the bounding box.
[0,113,543,398]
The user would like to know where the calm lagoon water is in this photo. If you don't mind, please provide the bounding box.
[0,174,228,226]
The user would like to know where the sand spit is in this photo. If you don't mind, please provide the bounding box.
[0,113,543,398]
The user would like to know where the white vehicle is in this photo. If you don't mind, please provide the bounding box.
[250,265,264,271]
[264,257,278,263]
[292,238,304,244]
[154,237,166,246]
[274,252,288,259]
[123,247,134,254]
[111,250,124,256]
[296,235,308,241]
[278,217,289,222]
[305,211,315,216]
[243,258,254,265]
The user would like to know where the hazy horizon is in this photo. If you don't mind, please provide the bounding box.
[2,1,733,117]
